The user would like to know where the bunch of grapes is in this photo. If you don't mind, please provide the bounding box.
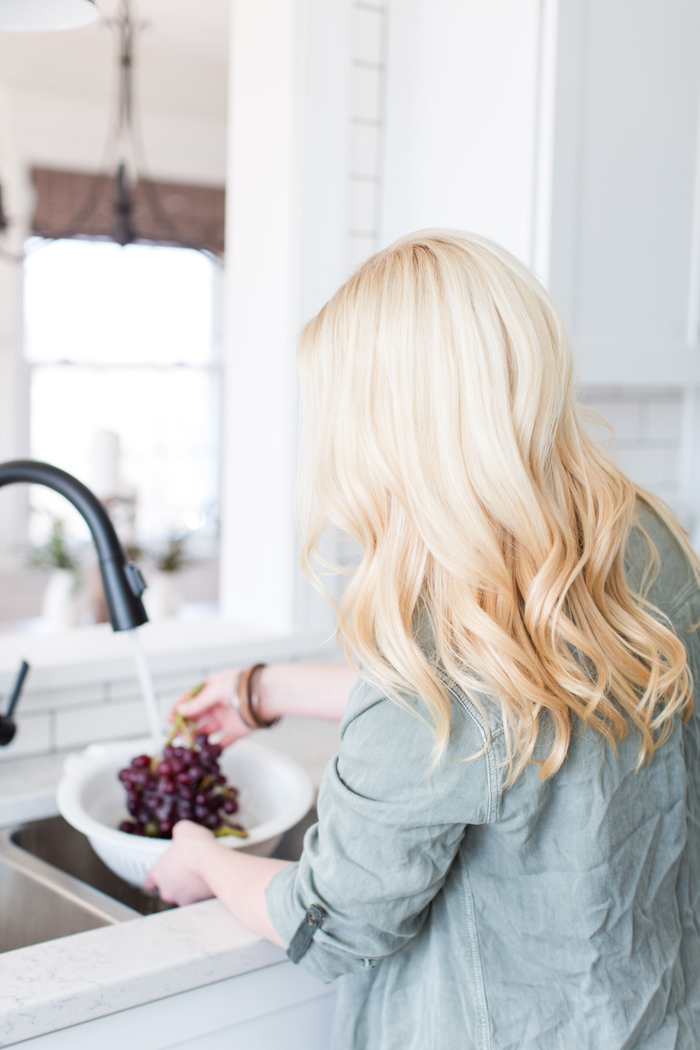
[117,717,246,840]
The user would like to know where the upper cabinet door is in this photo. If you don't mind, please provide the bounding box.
[381,0,700,387]
[548,0,700,384]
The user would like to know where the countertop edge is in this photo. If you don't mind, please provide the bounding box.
[0,900,287,1045]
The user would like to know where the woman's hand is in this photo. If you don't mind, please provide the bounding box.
[143,821,219,905]
[144,820,288,944]
[169,669,250,747]
[170,661,356,750]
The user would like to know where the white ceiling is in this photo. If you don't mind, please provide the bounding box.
[96,0,230,63]
[0,0,229,109]
[0,0,229,182]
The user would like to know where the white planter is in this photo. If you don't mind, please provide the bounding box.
[41,568,81,631]
[144,570,182,621]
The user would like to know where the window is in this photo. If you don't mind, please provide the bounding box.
[23,238,221,543]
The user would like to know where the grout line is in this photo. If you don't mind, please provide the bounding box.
[353,59,384,71]
[373,2,389,243]
[50,695,146,716]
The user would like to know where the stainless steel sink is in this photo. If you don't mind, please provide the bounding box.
[0,825,139,954]
[0,805,317,954]
[10,816,176,919]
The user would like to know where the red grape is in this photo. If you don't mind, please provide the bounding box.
[116,718,246,841]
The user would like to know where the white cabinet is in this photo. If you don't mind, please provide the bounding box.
[14,962,336,1050]
[381,0,700,386]
[549,0,700,384]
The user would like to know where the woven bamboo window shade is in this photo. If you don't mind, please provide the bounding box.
[31,167,226,256]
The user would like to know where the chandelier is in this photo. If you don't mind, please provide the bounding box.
[0,0,214,257]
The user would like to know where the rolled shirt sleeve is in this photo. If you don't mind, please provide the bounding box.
[265,675,498,983]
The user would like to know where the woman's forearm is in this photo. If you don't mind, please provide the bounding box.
[144,824,290,945]
[257,662,357,724]
[201,845,289,946]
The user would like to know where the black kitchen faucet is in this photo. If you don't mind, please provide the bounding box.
[0,461,151,747]
[0,460,148,632]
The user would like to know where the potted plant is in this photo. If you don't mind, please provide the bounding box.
[144,533,191,621]
[27,517,83,630]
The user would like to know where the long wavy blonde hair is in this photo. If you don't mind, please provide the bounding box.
[297,230,698,782]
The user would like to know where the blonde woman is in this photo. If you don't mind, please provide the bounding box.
[146,231,700,1050]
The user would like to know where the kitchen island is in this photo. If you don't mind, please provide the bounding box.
[0,719,340,1049]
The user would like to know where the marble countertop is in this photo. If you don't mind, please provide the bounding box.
[0,718,341,1046]
[0,902,286,1046]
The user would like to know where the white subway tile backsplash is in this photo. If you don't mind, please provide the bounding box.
[350,121,381,177]
[353,6,384,66]
[615,447,674,491]
[591,401,641,443]
[105,677,141,702]
[580,386,683,507]
[347,233,377,271]
[349,177,378,234]
[663,446,681,488]
[55,698,149,751]
[646,400,683,443]
[579,407,615,445]
[351,66,383,122]
[0,713,52,762]
[12,681,106,714]
[106,671,204,705]
[154,670,204,698]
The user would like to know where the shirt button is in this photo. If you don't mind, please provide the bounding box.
[307,911,318,926]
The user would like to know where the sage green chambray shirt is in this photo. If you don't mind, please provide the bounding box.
[265,504,700,1050]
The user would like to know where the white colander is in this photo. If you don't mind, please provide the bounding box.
[57,737,315,887]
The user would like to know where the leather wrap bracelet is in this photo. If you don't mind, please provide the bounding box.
[236,663,280,729]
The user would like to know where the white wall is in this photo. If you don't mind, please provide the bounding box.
[219,0,353,634]
[381,0,542,262]
[0,89,31,564]
[347,2,387,271]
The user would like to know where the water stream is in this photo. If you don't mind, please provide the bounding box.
[127,628,163,748]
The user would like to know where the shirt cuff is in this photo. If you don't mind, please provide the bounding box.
[265,863,372,983]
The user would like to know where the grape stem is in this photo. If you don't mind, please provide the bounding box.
[150,711,198,772]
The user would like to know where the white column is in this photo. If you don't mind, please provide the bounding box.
[0,87,31,569]
[220,0,351,634]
